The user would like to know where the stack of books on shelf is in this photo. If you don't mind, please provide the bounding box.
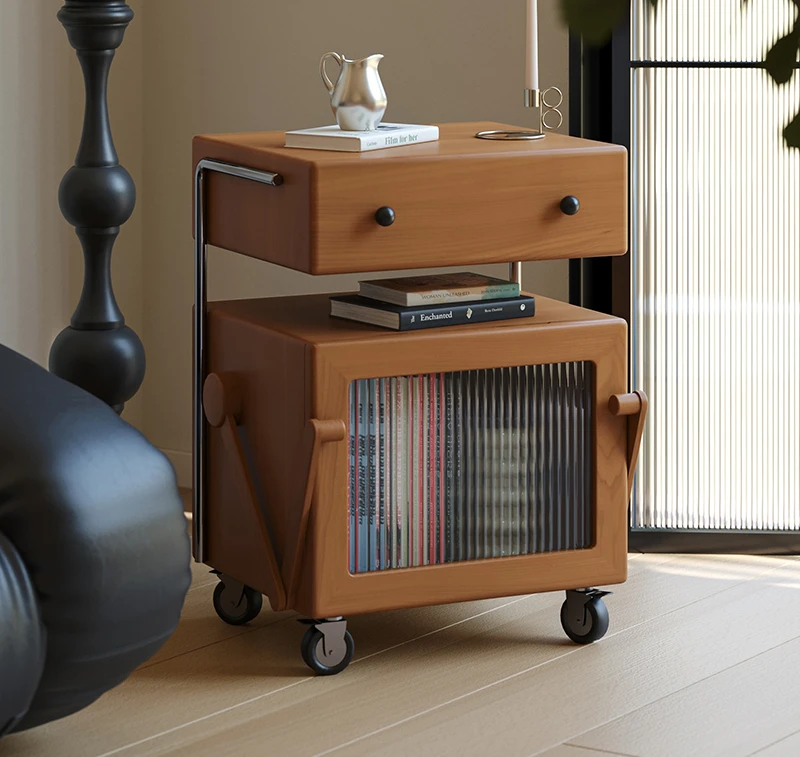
[330,272,536,331]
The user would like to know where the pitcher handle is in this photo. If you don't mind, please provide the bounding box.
[320,51,343,95]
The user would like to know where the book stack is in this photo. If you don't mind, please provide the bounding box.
[330,272,536,331]
[347,363,595,573]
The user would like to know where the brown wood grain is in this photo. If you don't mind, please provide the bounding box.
[204,312,311,604]
[207,291,621,345]
[609,390,649,501]
[284,418,346,609]
[204,293,630,618]
[218,412,286,611]
[193,122,627,274]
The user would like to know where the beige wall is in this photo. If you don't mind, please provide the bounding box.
[0,0,569,480]
[110,0,145,428]
[0,0,80,366]
[0,0,145,429]
[141,0,570,481]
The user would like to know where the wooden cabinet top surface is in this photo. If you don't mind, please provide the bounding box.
[208,293,623,346]
[194,121,624,168]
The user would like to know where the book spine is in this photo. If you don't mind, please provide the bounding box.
[416,376,422,565]
[404,284,520,307]
[357,381,367,573]
[358,126,439,152]
[488,371,496,555]
[438,372,445,564]
[444,373,452,563]
[397,298,535,331]
[418,375,425,566]
[428,374,439,565]
[458,372,467,562]
[409,375,416,566]
[399,376,408,568]
[465,371,474,562]
[349,382,356,573]
[378,378,387,571]
[393,377,401,568]
[423,375,430,565]
[387,377,394,571]
[368,379,377,571]
[479,370,488,560]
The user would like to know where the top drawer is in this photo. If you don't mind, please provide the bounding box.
[194,122,628,275]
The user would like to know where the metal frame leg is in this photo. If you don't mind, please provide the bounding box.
[192,159,283,563]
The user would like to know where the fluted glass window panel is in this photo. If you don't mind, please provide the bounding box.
[632,0,796,62]
[630,57,800,527]
[347,364,594,573]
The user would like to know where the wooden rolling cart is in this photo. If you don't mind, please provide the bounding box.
[192,122,647,675]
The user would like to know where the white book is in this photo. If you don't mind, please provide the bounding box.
[284,122,439,153]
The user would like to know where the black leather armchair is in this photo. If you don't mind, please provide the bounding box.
[0,344,191,735]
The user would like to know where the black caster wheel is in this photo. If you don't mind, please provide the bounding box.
[301,625,354,675]
[560,594,609,644]
[212,581,262,626]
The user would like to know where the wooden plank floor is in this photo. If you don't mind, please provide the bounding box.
[5,545,800,757]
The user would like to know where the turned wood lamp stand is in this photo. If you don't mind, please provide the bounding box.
[193,123,647,675]
[51,0,144,412]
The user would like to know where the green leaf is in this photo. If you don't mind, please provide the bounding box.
[559,0,629,45]
[765,26,800,85]
[784,111,800,149]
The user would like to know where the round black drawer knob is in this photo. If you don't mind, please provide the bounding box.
[560,196,580,216]
[374,206,396,226]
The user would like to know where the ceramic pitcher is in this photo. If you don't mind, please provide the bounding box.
[319,52,387,131]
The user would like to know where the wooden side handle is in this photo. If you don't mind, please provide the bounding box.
[203,372,287,611]
[284,418,346,608]
[203,371,346,612]
[609,390,649,502]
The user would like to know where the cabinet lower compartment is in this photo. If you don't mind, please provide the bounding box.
[200,293,633,619]
[348,363,594,574]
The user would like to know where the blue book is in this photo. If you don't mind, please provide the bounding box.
[357,381,368,572]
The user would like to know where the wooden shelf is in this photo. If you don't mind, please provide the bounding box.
[207,292,623,346]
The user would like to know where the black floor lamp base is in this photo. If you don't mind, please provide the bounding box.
[50,0,144,413]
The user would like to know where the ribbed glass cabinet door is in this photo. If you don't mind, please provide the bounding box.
[347,363,595,573]
[630,0,800,532]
